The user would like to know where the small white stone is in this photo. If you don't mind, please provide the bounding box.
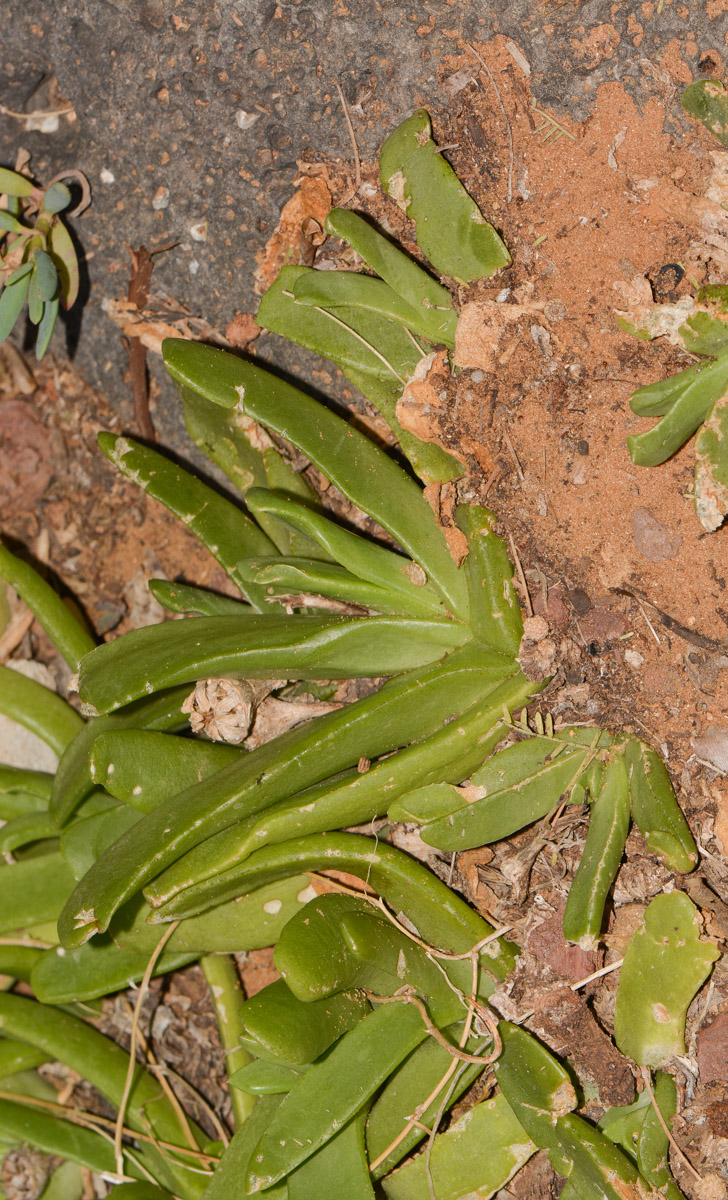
[190,221,208,242]
[625,649,645,669]
[152,186,170,211]
[100,168,115,185]
[189,259,200,276]
[236,109,260,130]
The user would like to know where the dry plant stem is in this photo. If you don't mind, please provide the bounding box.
[0,936,54,948]
[308,872,514,959]
[640,1067,702,1184]
[637,600,662,647]
[612,587,727,654]
[514,957,625,1024]
[121,995,208,1151]
[126,245,156,441]
[367,958,482,1175]
[0,103,75,119]
[44,169,92,216]
[502,430,525,482]
[333,79,362,196]
[113,919,181,1176]
[0,1089,219,1166]
[466,42,514,203]
[367,990,499,1066]
[508,532,533,616]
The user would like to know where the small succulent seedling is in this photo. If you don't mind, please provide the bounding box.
[0,165,86,359]
[682,79,728,147]
[619,83,728,529]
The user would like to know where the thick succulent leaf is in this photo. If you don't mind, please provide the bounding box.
[237,977,369,1065]
[50,685,191,826]
[0,209,30,234]
[0,851,76,933]
[679,309,728,357]
[379,109,510,283]
[694,389,728,531]
[162,340,469,609]
[614,892,719,1068]
[90,730,242,812]
[455,505,523,656]
[111,878,317,956]
[31,937,196,1004]
[261,266,423,382]
[102,1186,173,1200]
[562,754,630,949]
[32,248,58,301]
[637,1074,685,1198]
[627,354,728,466]
[60,649,508,944]
[201,1094,287,1200]
[256,266,464,483]
[148,579,251,616]
[0,1097,142,1180]
[600,1074,685,1199]
[143,668,539,916]
[0,271,31,344]
[244,490,447,617]
[76,612,471,714]
[0,766,52,802]
[246,1002,427,1192]
[624,738,697,872]
[0,945,43,982]
[47,218,79,308]
[0,789,49,820]
[629,361,708,417]
[0,542,96,670]
[40,182,72,214]
[496,1024,651,1197]
[60,802,142,880]
[494,1022,577,1162]
[97,432,275,607]
[325,206,457,344]
[0,167,35,196]
[274,895,467,1022]
[0,995,206,1198]
[240,555,436,617]
[180,385,320,556]
[231,1059,308,1094]
[682,79,728,147]
[382,1093,535,1200]
[0,1040,49,1077]
[35,294,59,359]
[420,732,593,851]
[366,1026,486,1178]
[27,268,43,324]
[292,267,454,348]
[271,893,400,1004]
[151,830,518,986]
[287,1110,374,1200]
[0,811,59,853]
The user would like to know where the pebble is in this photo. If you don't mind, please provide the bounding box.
[631,507,682,563]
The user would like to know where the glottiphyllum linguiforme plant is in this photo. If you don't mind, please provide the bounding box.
[0,109,714,1199]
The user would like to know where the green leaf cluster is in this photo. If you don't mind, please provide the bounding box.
[0,166,84,359]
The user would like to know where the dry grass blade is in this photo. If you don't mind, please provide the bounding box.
[113,920,184,1176]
